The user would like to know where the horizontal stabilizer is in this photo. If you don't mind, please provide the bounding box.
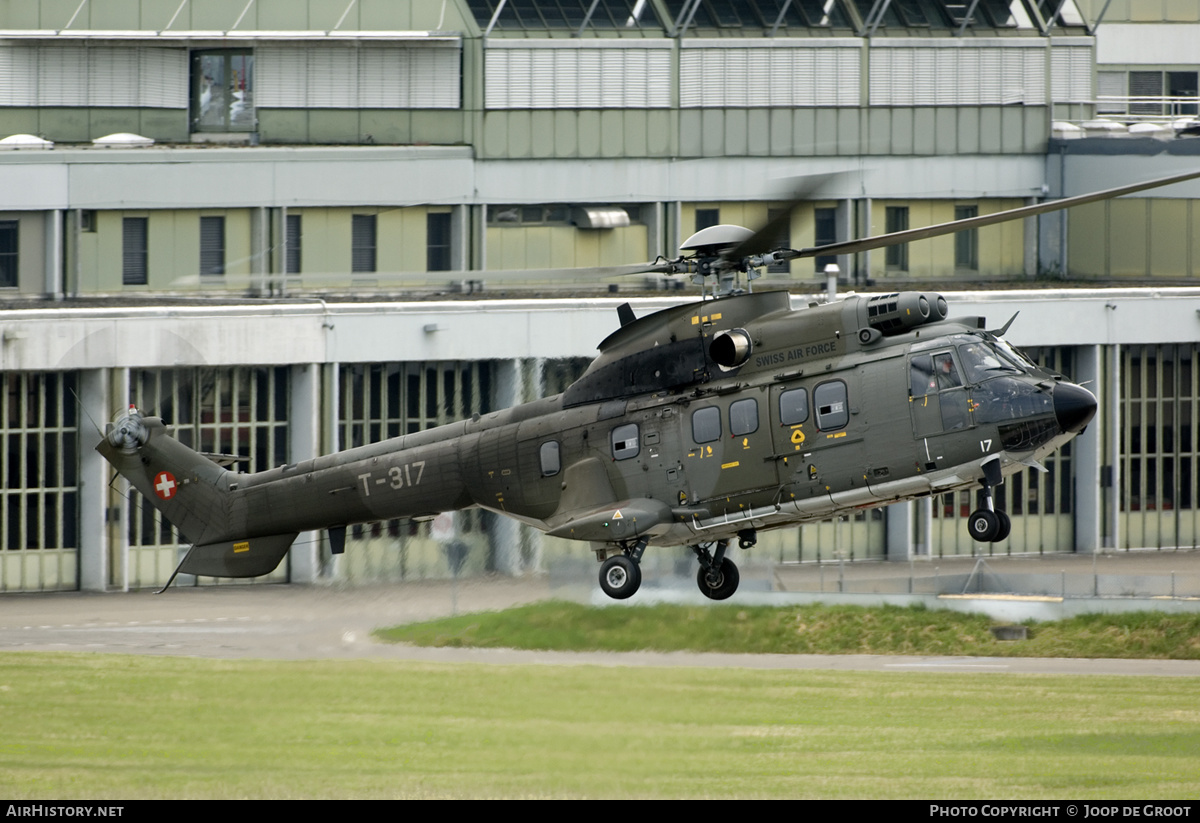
[178,532,298,578]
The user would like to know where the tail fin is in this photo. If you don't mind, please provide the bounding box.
[98,408,295,579]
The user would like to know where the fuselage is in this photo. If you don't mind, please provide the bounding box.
[208,291,1094,551]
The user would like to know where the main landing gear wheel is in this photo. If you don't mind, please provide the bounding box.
[599,555,641,600]
[691,540,740,600]
[696,557,740,601]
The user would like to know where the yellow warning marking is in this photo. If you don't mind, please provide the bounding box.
[721,461,740,469]
[790,429,806,445]
[691,316,700,325]
[826,431,847,440]
[233,542,249,554]
[742,438,749,448]
[712,313,722,321]
[613,509,624,520]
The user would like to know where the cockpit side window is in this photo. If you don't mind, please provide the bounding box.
[911,354,935,397]
[933,352,962,391]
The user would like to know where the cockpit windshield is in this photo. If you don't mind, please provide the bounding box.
[991,336,1037,371]
[956,335,1030,383]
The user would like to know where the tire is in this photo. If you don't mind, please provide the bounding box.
[967,509,1000,542]
[994,511,1011,542]
[599,555,641,600]
[696,557,740,601]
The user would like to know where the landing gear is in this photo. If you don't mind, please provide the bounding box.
[599,555,641,599]
[597,539,647,600]
[965,459,1011,543]
[692,540,740,600]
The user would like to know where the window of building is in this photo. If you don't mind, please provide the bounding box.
[695,208,720,232]
[488,205,572,225]
[427,213,452,272]
[0,221,17,288]
[729,398,758,437]
[611,423,640,460]
[539,441,561,477]
[814,381,848,431]
[191,50,255,132]
[2,371,80,568]
[666,0,851,30]
[200,216,225,276]
[779,387,809,426]
[352,215,377,273]
[1169,72,1199,116]
[1101,70,1198,117]
[280,214,300,275]
[954,206,978,271]
[123,217,148,286]
[467,0,663,32]
[692,406,722,444]
[814,207,837,274]
[885,206,908,271]
[1034,0,1085,26]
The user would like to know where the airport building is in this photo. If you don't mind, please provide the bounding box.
[1,0,1199,591]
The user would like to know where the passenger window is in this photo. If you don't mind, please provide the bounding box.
[729,398,758,437]
[539,441,560,477]
[779,388,808,426]
[692,406,721,444]
[610,424,639,460]
[814,381,848,431]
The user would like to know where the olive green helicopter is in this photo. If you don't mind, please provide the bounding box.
[99,170,1200,599]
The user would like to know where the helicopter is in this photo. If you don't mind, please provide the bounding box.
[98,169,1200,600]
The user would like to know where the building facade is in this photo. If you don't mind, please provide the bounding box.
[2,1,1199,591]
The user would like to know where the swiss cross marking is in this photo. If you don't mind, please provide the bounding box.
[154,471,178,500]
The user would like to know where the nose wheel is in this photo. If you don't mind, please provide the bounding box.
[692,540,740,600]
[966,508,1010,542]
[965,461,1011,543]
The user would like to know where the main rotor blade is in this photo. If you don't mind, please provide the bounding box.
[417,261,678,282]
[790,168,1200,260]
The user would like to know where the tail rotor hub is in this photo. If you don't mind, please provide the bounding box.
[107,405,148,452]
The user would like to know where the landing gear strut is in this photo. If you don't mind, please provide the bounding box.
[692,540,740,600]
[597,539,647,600]
[965,459,1011,543]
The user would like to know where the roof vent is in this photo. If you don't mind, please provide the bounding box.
[92,133,155,148]
[0,134,54,150]
[572,206,630,229]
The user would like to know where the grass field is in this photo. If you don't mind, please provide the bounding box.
[2,650,1199,799]
[376,601,1200,659]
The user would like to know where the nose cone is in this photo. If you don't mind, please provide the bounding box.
[1054,382,1097,434]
